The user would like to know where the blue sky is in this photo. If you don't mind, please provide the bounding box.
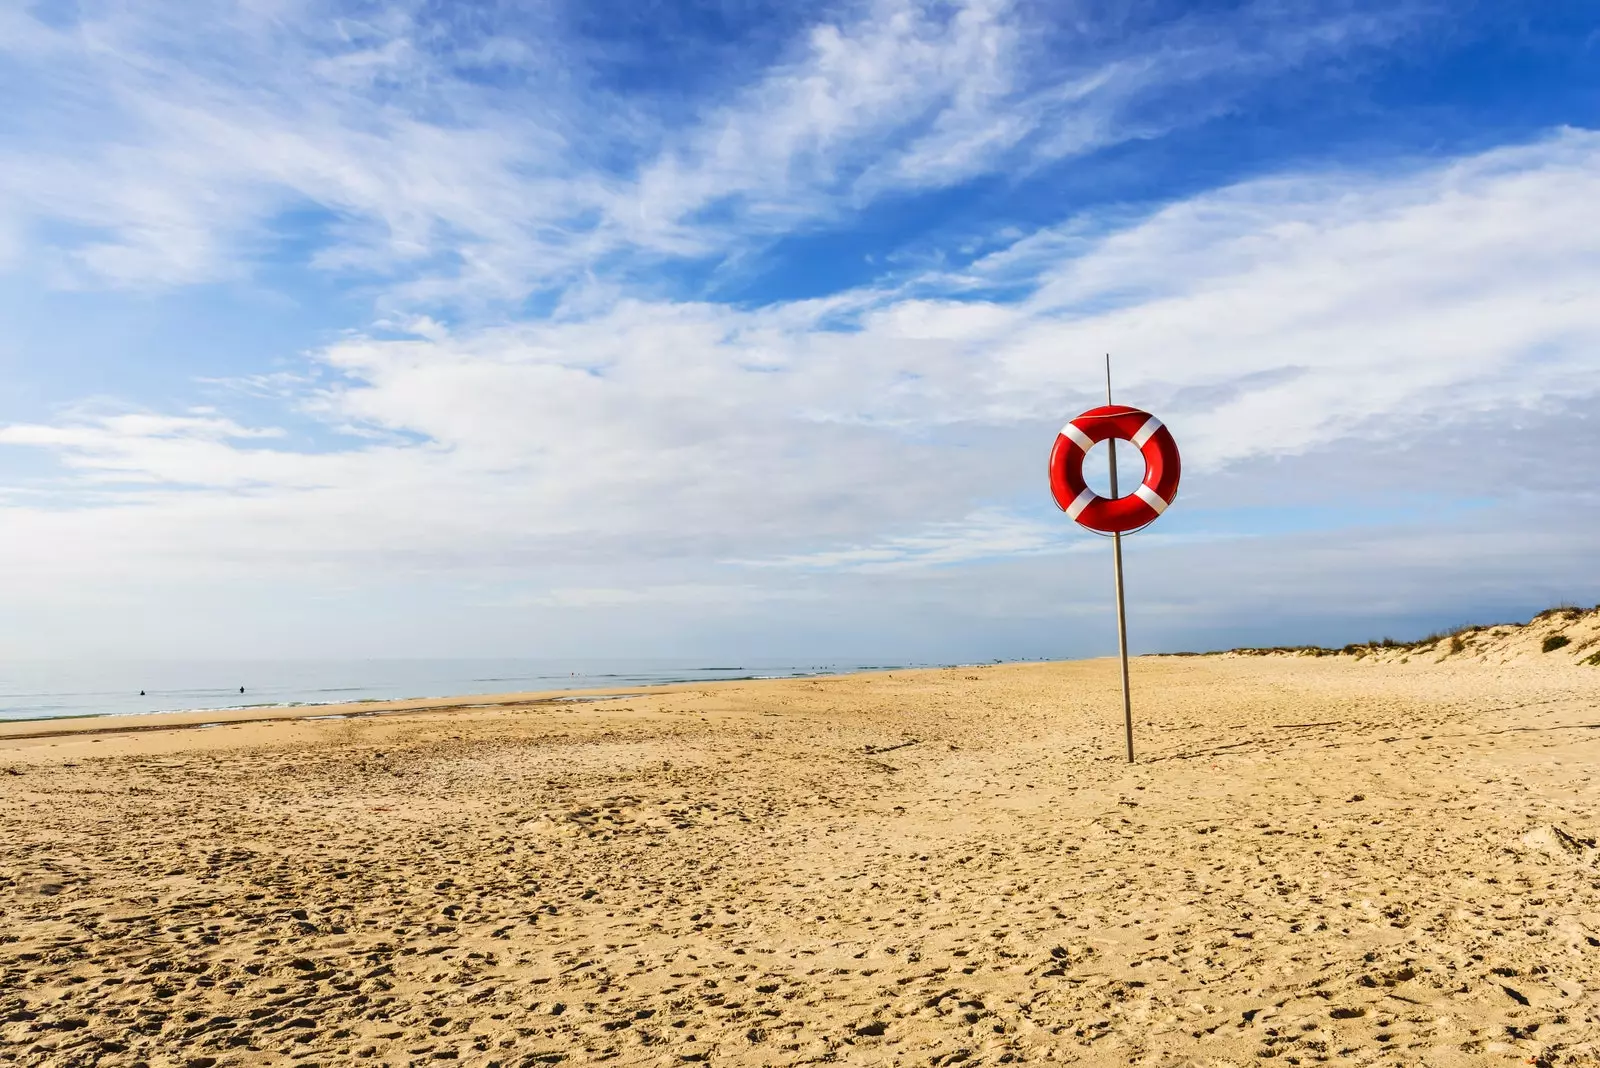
[0,0,1597,660]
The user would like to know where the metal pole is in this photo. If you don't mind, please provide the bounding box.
[1106,355,1134,763]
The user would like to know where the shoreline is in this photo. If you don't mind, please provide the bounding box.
[5,604,1592,734]
[0,659,997,741]
[6,626,1595,742]
[0,682,682,741]
[0,661,983,735]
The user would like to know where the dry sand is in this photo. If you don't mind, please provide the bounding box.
[4,636,1600,1066]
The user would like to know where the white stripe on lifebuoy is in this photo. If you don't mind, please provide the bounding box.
[1062,423,1095,453]
[1130,415,1164,449]
[1133,484,1169,515]
[1065,485,1097,520]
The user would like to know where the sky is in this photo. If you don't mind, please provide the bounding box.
[1,0,1598,662]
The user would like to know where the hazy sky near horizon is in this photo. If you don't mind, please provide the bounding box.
[1,0,1598,661]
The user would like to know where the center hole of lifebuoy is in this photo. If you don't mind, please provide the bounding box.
[1084,439,1146,499]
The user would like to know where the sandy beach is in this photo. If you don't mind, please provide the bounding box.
[5,623,1600,1067]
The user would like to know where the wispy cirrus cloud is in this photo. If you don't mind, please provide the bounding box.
[0,0,1417,305]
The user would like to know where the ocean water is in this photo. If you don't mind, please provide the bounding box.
[0,658,932,722]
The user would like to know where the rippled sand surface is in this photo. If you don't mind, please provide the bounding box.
[4,653,1600,1067]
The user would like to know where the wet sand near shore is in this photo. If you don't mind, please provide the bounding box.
[3,654,1600,1067]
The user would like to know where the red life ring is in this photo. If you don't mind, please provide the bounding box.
[1048,405,1181,534]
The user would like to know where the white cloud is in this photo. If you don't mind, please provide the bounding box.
[624,0,1024,239]
[3,131,1598,609]
[966,129,1600,461]
[503,584,815,610]
[0,1,596,291]
[0,0,1412,303]
[741,509,1076,572]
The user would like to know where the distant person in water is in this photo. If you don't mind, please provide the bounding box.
[240,686,245,694]
[139,690,145,696]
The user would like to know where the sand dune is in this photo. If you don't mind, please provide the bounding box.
[1219,604,1600,667]
[4,648,1600,1066]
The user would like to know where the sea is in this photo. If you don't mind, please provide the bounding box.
[0,658,941,722]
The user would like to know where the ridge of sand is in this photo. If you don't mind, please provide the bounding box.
[4,654,1600,1066]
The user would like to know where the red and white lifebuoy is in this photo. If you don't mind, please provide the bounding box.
[1048,404,1181,534]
